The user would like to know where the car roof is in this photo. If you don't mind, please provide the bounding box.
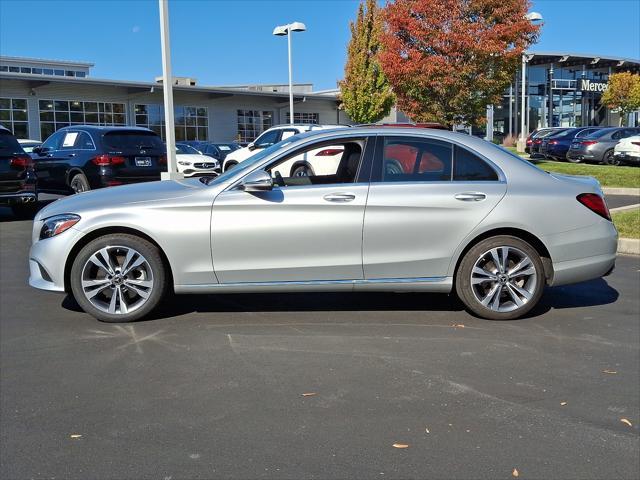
[56,125,156,133]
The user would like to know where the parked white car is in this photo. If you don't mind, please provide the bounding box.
[613,135,640,165]
[222,124,348,172]
[176,143,220,177]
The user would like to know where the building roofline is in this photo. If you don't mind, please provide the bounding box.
[0,55,94,68]
[0,72,340,102]
[526,51,640,67]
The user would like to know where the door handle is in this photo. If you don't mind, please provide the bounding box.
[323,193,356,202]
[454,192,486,202]
[66,153,76,158]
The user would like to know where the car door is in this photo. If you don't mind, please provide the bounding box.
[211,135,374,283]
[362,135,507,279]
[32,130,67,192]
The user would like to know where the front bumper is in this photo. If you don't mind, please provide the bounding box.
[613,152,640,164]
[28,225,84,292]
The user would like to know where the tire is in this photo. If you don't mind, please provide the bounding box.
[224,161,238,172]
[455,235,545,320]
[70,234,168,322]
[69,173,90,194]
[603,150,620,166]
[291,164,314,177]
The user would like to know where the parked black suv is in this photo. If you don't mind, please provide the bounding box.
[32,126,166,194]
[0,126,38,215]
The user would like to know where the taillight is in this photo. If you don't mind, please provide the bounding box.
[577,193,611,221]
[159,155,167,165]
[631,142,640,147]
[534,139,542,144]
[549,140,558,145]
[9,155,33,168]
[526,139,532,145]
[581,141,598,146]
[92,154,126,166]
[315,148,344,156]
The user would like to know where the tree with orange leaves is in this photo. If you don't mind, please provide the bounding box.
[379,0,540,127]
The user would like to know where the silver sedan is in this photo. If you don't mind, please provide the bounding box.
[28,127,618,322]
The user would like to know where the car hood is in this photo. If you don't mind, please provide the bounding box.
[177,154,211,162]
[36,178,206,220]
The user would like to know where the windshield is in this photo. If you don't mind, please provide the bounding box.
[201,137,298,185]
[176,143,200,154]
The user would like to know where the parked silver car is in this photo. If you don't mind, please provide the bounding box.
[28,128,617,322]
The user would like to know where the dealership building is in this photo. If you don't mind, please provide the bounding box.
[1,52,639,143]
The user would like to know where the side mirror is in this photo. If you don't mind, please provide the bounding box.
[247,142,256,151]
[31,146,42,154]
[239,170,273,192]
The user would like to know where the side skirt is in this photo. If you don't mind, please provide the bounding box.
[174,277,453,294]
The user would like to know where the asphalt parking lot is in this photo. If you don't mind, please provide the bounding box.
[1,203,639,480]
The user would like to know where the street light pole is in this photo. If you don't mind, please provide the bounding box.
[158,0,181,180]
[287,29,293,124]
[273,22,306,125]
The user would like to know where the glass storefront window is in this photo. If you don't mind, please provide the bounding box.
[0,97,29,138]
[38,100,127,140]
[133,104,209,141]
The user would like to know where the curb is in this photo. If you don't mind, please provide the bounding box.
[610,204,640,213]
[618,238,640,255]
[603,187,640,196]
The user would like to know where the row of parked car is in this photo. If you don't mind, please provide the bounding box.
[0,124,242,215]
[525,126,640,166]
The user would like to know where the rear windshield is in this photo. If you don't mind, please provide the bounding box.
[585,129,615,139]
[0,131,25,156]
[103,131,165,151]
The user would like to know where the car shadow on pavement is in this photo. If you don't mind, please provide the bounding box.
[61,277,619,322]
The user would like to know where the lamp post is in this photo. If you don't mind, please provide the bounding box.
[273,22,306,124]
[158,0,181,180]
[516,11,544,153]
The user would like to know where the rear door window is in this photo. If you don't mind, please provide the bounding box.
[453,146,499,181]
[379,137,452,182]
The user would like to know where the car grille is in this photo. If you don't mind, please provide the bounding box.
[194,162,217,169]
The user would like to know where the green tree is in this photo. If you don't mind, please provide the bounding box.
[339,0,395,124]
[602,72,640,126]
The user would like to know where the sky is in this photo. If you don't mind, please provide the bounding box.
[0,0,639,91]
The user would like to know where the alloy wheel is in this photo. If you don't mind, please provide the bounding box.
[470,246,538,313]
[80,245,154,315]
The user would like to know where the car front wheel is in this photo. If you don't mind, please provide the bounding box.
[70,234,168,322]
[455,236,545,320]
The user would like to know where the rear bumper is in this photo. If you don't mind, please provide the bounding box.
[0,191,37,205]
[544,220,618,286]
[566,151,599,161]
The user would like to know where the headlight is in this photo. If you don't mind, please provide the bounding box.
[40,214,81,240]
[178,160,192,166]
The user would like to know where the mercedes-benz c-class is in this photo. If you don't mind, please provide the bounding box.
[28,127,617,322]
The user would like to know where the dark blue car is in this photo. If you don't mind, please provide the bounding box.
[32,126,166,194]
[539,127,602,161]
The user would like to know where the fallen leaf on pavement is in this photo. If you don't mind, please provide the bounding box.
[452,324,465,328]
[301,392,317,397]
[512,468,519,477]
[602,370,617,374]
[560,402,567,406]
[620,418,632,427]
[392,443,409,449]
[425,427,430,434]
[70,434,82,439]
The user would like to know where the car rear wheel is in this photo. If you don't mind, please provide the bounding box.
[69,173,90,194]
[455,236,545,320]
[603,150,620,166]
[70,234,168,322]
